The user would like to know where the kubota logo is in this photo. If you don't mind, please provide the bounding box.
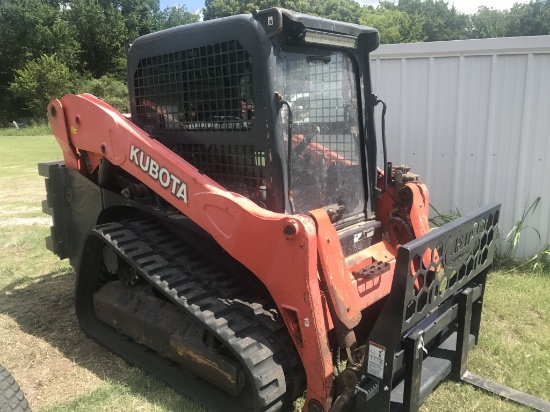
[129,145,188,204]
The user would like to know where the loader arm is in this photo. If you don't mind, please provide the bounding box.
[48,93,336,409]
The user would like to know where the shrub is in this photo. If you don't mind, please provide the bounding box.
[77,75,129,113]
[9,55,74,120]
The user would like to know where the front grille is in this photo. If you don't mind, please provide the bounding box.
[176,144,266,202]
[133,40,254,132]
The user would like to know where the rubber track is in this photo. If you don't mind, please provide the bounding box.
[0,365,29,412]
[93,218,304,411]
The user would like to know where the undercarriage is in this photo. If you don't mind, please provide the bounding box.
[76,218,305,411]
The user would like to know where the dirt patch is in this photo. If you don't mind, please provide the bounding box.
[0,270,140,410]
[0,316,104,409]
[2,137,259,411]
[0,271,102,409]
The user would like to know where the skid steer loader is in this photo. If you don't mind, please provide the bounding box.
[38,8,549,412]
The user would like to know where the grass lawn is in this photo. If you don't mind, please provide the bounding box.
[0,134,548,411]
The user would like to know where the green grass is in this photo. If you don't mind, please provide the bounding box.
[422,273,550,411]
[0,134,205,412]
[0,135,61,173]
[44,374,206,412]
[430,202,550,273]
[0,124,52,136]
[0,136,548,411]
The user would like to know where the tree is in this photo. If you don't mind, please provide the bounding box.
[470,6,509,38]
[203,0,316,20]
[203,0,365,21]
[114,0,161,39]
[312,0,362,23]
[361,5,426,43]
[9,55,75,120]
[67,0,129,78]
[507,0,550,37]
[0,0,79,70]
[203,0,265,20]
[158,5,201,30]
[0,0,79,121]
[395,0,472,41]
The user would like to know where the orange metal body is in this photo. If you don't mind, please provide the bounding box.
[49,94,432,411]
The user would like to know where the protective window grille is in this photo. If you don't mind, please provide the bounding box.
[276,53,360,165]
[134,40,254,132]
[175,144,266,201]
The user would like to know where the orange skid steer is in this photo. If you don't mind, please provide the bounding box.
[38,8,549,412]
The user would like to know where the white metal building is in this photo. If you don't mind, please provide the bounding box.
[370,36,550,258]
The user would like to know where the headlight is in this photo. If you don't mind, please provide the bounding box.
[303,30,357,49]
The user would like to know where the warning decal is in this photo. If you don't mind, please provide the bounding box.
[367,341,386,379]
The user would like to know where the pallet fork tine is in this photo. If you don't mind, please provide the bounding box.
[461,372,550,412]
[454,290,550,412]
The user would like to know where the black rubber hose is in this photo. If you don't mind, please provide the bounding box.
[375,99,388,192]
[279,100,296,214]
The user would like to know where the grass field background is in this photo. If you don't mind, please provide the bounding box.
[0,134,548,411]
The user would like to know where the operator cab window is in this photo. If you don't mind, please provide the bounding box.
[275,48,364,220]
[133,40,254,132]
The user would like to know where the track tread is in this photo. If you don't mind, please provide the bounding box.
[93,219,305,411]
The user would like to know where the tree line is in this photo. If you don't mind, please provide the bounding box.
[2,0,549,123]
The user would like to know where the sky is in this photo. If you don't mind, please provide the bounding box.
[159,0,519,15]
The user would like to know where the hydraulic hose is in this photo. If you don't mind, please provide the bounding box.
[278,98,296,214]
[375,99,388,193]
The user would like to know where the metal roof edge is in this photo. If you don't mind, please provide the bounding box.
[371,35,550,59]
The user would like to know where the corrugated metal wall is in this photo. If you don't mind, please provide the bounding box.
[370,36,550,258]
